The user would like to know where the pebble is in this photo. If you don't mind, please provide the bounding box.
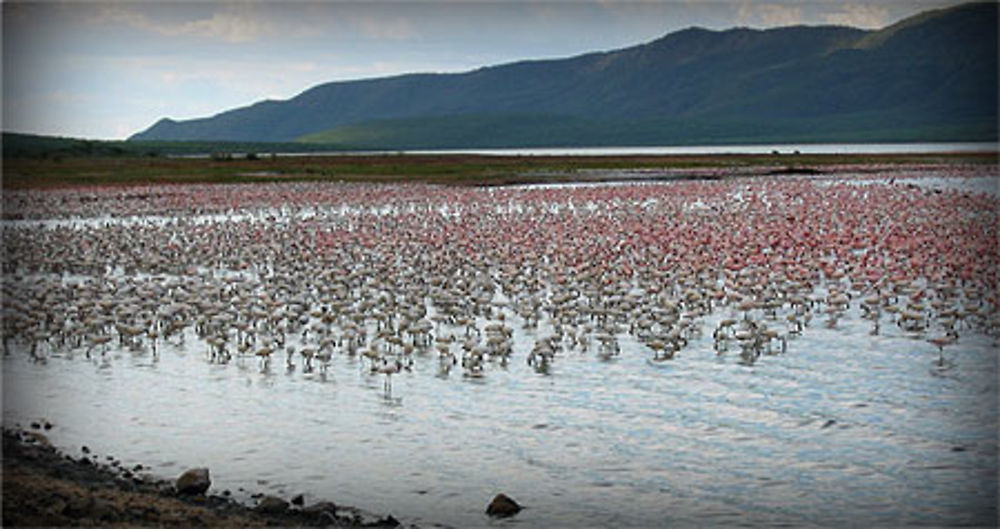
[91,498,115,521]
[23,431,51,447]
[373,514,400,526]
[63,495,93,517]
[303,500,337,515]
[255,495,289,514]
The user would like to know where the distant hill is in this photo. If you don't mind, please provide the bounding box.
[1,132,347,159]
[130,2,998,149]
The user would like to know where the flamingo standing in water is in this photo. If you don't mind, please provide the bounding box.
[2,167,997,390]
[377,358,404,393]
[927,332,959,366]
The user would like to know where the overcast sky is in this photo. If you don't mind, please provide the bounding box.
[3,0,965,140]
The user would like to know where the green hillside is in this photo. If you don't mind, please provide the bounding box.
[298,114,995,150]
[131,2,998,148]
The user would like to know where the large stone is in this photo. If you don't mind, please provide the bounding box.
[486,493,522,518]
[175,468,211,495]
[255,495,289,514]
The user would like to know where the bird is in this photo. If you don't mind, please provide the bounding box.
[927,332,958,366]
[376,358,404,393]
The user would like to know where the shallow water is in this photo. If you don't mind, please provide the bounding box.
[3,171,998,528]
[262,141,999,157]
[4,293,997,528]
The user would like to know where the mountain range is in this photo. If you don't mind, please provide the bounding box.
[130,2,998,149]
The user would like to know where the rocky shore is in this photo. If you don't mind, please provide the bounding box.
[1,427,406,527]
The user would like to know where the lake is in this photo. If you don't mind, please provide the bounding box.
[402,141,999,157]
[177,141,999,158]
[2,164,997,528]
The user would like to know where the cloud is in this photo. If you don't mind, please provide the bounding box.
[824,3,890,29]
[3,89,99,137]
[353,15,417,41]
[737,2,803,27]
[93,4,274,43]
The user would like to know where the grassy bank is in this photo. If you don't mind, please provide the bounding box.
[3,151,996,190]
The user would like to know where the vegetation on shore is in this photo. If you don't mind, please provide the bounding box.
[2,132,353,160]
[3,146,996,190]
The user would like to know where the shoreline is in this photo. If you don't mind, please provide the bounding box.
[1,426,409,527]
[2,151,995,190]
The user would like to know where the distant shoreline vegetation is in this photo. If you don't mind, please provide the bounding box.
[1,132,358,160]
[3,134,996,191]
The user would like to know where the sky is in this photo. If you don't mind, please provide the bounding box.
[2,0,967,140]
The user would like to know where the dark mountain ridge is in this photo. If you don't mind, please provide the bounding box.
[131,2,997,148]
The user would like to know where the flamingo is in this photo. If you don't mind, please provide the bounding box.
[376,358,403,392]
[927,332,959,366]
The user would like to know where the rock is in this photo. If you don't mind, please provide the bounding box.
[47,497,68,517]
[255,495,289,514]
[486,493,522,518]
[63,495,93,517]
[176,468,211,495]
[23,431,51,447]
[91,498,116,521]
[188,495,208,505]
[368,514,400,527]
[291,493,305,506]
[303,500,337,515]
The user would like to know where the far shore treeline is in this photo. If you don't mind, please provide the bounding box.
[1,132,353,160]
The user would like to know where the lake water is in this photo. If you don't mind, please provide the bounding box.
[3,305,997,528]
[402,142,999,157]
[181,141,999,158]
[2,166,998,528]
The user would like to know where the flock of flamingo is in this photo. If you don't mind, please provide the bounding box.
[2,165,997,391]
